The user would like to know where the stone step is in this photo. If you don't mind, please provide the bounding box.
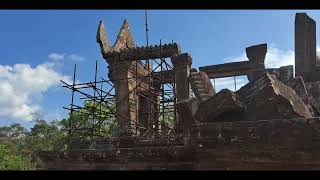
[191,80,204,84]
[189,71,215,102]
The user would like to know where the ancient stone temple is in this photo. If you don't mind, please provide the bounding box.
[97,20,193,137]
[35,12,320,170]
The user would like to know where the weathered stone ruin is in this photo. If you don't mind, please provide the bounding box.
[35,12,320,170]
[237,73,312,120]
[195,89,244,123]
[295,13,320,82]
[96,20,193,137]
[199,43,267,81]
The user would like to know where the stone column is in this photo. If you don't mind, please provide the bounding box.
[109,59,134,137]
[138,89,159,137]
[171,53,192,133]
[138,92,149,136]
[295,13,317,82]
[245,43,267,82]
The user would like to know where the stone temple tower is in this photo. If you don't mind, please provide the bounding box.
[295,13,320,82]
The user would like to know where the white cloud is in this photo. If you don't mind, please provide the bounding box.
[48,52,85,62]
[67,54,85,62]
[48,53,65,61]
[264,47,294,69]
[0,61,71,121]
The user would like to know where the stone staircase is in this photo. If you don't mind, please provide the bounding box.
[189,69,215,102]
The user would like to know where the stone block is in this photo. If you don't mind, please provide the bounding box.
[286,76,309,105]
[305,81,320,113]
[177,97,199,131]
[237,73,313,121]
[195,89,244,123]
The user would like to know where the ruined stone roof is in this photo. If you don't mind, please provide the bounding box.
[97,19,136,59]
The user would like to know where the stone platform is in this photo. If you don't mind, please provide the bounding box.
[35,117,320,170]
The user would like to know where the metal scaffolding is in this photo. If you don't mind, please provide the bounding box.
[60,11,185,147]
[60,43,180,144]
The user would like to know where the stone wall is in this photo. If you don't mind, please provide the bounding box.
[191,117,320,170]
[36,118,320,170]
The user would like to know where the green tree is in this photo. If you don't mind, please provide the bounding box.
[0,124,35,170]
[58,99,118,148]
[28,118,66,151]
[0,143,30,170]
[0,96,179,170]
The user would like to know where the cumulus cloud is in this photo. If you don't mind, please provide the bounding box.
[0,61,71,121]
[213,45,296,92]
[264,47,294,68]
[68,54,85,62]
[48,52,85,62]
[48,53,65,61]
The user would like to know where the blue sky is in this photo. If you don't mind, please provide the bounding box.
[0,10,319,128]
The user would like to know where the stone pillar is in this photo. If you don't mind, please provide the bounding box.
[246,43,267,82]
[138,92,150,136]
[109,59,137,137]
[171,53,192,132]
[138,89,159,137]
[109,56,150,138]
[295,13,318,82]
[279,65,294,83]
[176,97,199,137]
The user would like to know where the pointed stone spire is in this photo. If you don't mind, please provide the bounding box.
[123,18,129,26]
[96,20,111,55]
[113,19,136,51]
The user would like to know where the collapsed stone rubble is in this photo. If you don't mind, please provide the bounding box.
[185,72,315,125]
